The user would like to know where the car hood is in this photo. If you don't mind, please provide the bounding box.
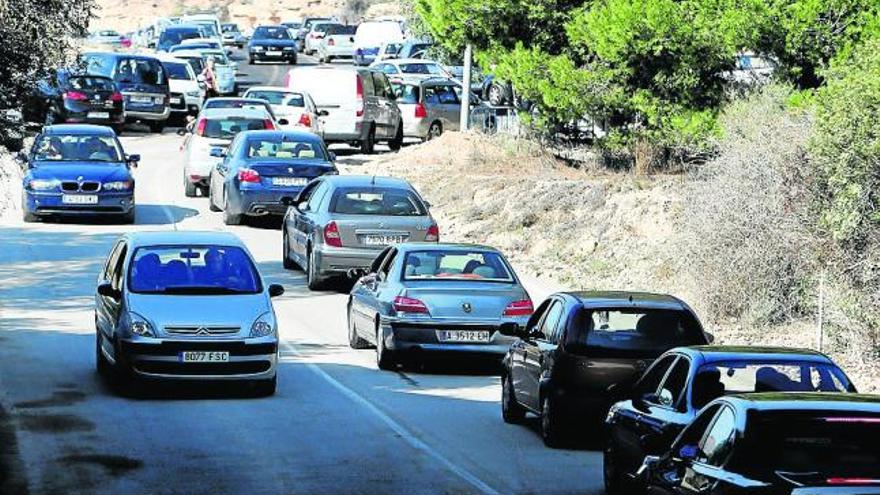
[29,162,131,182]
[127,293,270,332]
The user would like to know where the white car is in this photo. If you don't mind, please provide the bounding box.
[374,40,405,62]
[241,86,323,136]
[158,56,204,122]
[181,14,223,43]
[181,107,277,197]
[316,24,358,63]
[370,58,457,81]
[353,21,404,66]
[303,22,337,55]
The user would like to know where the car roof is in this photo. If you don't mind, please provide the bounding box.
[392,58,441,65]
[84,52,158,62]
[724,392,880,414]
[43,124,116,136]
[200,107,269,118]
[320,175,413,188]
[672,345,834,364]
[396,242,500,253]
[392,75,458,86]
[244,86,298,93]
[123,231,246,250]
[566,291,688,310]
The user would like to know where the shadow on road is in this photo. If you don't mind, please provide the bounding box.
[135,204,199,225]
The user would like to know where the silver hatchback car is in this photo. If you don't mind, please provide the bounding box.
[94,231,284,395]
[282,175,439,290]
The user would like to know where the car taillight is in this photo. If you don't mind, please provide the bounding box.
[298,113,312,127]
[110,92,123,102]
[393,296,429,314]
[237,168,260,183]
[324,221,342,247]
[827,478,880,485]
[196,118,207,136]
[503,299,534,317]
[327,38,335,46]
[414,102,427,118]
[356,75,364,117]
[64,90,88,101]
[425,223,439,242]
[263,119,275,130]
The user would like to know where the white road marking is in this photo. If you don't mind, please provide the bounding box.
[279,339,501,495]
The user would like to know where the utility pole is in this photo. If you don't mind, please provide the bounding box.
[459,44,473,131]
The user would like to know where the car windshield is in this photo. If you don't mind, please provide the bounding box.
[743,412,880,480]
[402,251,514,282]
[160,29,200,46]
[400,63,446,75]
[203,118,269,138]
[180,57,204,74]
[254,27,291,40]
[282,22,301,30]
[128,245,262,295]
[67,76,115,91]
[692,360,852,408]
[330,187,427,216]
[222,24,239,33]
[247,90,294,105]
[33,134,123,163]
[114,58,166,85]
[245,138,326,160]
[327,25,357,35]
[566,308,705,358]
[163,62,191,80]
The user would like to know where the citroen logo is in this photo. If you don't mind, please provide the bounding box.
[378,222,386,228]
[462,302,472,313]
[288,167,293,173]
[196,327,210,335]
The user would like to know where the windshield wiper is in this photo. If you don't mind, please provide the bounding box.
[157,286,250,295]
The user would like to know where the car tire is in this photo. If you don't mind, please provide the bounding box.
[388,121,403,151]
[199,184,210,197]
[359,125,375,154]
[306,248,324,290]
[223,192,241,225]
[603,447,631,495]
[541,395,565,448]
[375,319,395,370]
[347,303,370,349]
[249,57,255,64]
[252,375,277,397]
[22,210,38,223]
[121,209,136,224]
[148,121,165,134]
[488,83,506,106]
[426,121,442,141]
[282,230,298,270]
[325,55,333,63]
[184,178,197,197]
[501,373,527,424]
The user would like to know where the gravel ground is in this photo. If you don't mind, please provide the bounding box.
[0,149,22,221]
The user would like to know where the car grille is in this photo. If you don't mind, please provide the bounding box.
[134,361,271,376]
[61,181,101,192]
[165,325,240,336]
[170,92,186,110]
[121,341,276,356]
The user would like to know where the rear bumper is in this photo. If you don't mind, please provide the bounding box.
[125,107,170,122]
[250,51,297,61]
[403,117,430,138]
[314,245,383,275]
[24,191,134,216]
[232,188,303,216]
[118,338,278,381]
[380,319,520,359]
[323,122,367,143]
[321,46,353,58]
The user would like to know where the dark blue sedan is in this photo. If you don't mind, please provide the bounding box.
[207,129,337,225]
[21,125,139,223]
[247,25,298,64]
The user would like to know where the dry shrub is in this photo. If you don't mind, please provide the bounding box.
[677,87,818,322]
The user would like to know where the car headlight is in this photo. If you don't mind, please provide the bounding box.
[129,312,155,337]
[252,46,264,51]
[250,312,276,337]
[103,180,133,191]
[28,179,59,190]
[283,47,294,51]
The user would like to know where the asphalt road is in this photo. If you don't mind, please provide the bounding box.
[0,50,605,494]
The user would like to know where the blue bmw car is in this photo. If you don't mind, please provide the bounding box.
[207,129,337,225]
[22,125,139,223]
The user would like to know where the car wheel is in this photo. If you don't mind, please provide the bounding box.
[121,209,136,224]
[326,56,333,63]
[252,375,277,397]
[488,83,506,106]
[375,319,395,370]
[223,192,241,225]
[426,121,442,141]
[306,248,324,290]
[22,209,38,223]
[501,373,527,424]
[388,121,403,151]
[348,302,370,349]
[249,57,255,64]
[184,177,197,197]
[282,230,298,270]
[199,184,210,197]
[148,120,165,133]
[359,125,375,154]
[541,395,565,448]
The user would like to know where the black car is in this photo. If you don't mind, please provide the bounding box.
[639,393,880,494]
[499,291,711,447]
[604,346,857,494]
[156,25,202,52]
[83,52,170,133]
[247,25,298,64]
[23,72,124,132]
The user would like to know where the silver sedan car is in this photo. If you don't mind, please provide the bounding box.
[94,231,284,395]
[282,175,439,290]
[347,243,534,370]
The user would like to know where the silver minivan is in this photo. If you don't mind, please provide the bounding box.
[389,76,491,141]
[282,175,438,290]
[284,66,403,153]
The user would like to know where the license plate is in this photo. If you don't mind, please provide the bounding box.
[154,97,164,104]
[87,111,109,119]
[267,50,282,56]
[436,330,491,343]
[62,194,98,204]
[130,95,151,103]
[363,235,407,245]
[179,351,230,363]
[272,177,308,187]
[170,97,182,104]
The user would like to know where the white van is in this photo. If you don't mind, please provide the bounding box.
[353,21,405,66]
[284,66,402,153]
[181,14,223,42]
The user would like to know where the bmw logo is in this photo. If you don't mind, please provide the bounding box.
[462,302,472,313]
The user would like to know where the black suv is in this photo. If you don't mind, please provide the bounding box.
[23,71,124,132]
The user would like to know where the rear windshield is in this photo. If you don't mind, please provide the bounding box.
[203,99,273,117]
[180,57,204,74]
[247,90,295,105]
[222,24,239,33]
[330,187,426,216]
[742,412,880,481]
[245,138,326,160]
[34,134,123,163]
[692,361,853,409]
[390,82,419,104]
[312,23,336,32]
[129,245,262,295]
[400,63,446,76]
[67,76,115,91]
[163,62,191,80]
[567,308,705,358]
[160,29,200,46]
[327,25,357,35]
[403,251,514,282]
[202,118,269,138]
[114,58,166,85]
[254,26,291,40]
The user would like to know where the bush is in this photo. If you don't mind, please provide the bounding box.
[677,86,818,322]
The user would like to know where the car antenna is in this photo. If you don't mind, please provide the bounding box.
[371,175,376,186]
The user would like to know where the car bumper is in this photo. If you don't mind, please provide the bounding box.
[24,191,134,216]
[403,117,430,138]
[314,245,384,275]
[322,47,353,58]
[184,159,219,181]
[118,338,278,380]
[125,107,170,122]
[62,108,125,125]
[234,188,304,216]
[323,122,368,144]
[250,51,297,61]
[379,318,521,359]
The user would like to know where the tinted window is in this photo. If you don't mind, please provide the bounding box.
[312,23,336,32]
[129,245,262,294]
[635,355,677,396]
[115,58,166,85]
[163,62,191,80]
[245,137,326,160]
[201,118,269,139]
[567,308,704,358]
[539,302,565,343]
[254,27,291,40]
[425,85,458,105]
[246,90,295,105]
[658,357,689,409]
[399,63,446,75]
[67,76,115,91]
[330,187,427,216]
[390,82,419,104]
[698,407,737,466]
[34,134,123,162]
[159,29,200,46]
[402,251,514,282]
[327,25,357,35]
[221,24,239,33]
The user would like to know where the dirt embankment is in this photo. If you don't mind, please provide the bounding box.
[341,132,878,392]
[0,151,22,221]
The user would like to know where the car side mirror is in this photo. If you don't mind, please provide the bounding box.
[278,118,289,126]
[633,392,658,412]
[348,267,368,279]
[126,154,140,167]
[498,322,526,338]
[635,455,661,480]
[705,332,715,344]
[676,444,699,462]
[97,282,121,300]
[209,147,226,158]
[318,110,329,117]
[268,284,285,297]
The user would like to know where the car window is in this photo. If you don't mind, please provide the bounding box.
[111,244,128,291]
[245,137,326,160]
[538,301,564,342]
[114,58,166,85]
[246,90,294,105]
[399,63,445,76]
[329,187,427,216]
[378,249,397,279]
[390,82,419,104]
[200,118,269,139]
[306,181,329,211]
[401,250,514,282]
[327,25,357,36]
[424,85,458,105]
[635,355,678,397]
[68,76,116,91]
[525,299,551,334]
[567,308,705,358]
[657,357,689,410]
[370,247,393,274]
[34,133,124,163]
[698,406,737,466]
[378,64,396,75]
[128,245,262,294]
[371,72,393,98]
[673,404,722,454]
[163,62,192,80]
[102,241,124,282]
